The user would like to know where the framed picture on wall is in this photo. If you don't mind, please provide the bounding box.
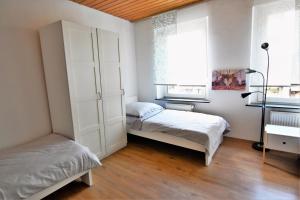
[212,69,246,90]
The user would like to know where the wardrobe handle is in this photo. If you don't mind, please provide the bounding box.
[97,92,102,100]
[121,89,125,95]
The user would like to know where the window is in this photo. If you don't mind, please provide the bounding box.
[167,85,207,98]
[250,0,300,103]
[152,11,208,98]
[250,85,300,104]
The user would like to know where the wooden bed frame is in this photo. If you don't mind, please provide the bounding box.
[27,170,93,200]
[126,96,223,166]
[128,129,223,166]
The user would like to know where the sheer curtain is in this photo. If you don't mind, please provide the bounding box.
[152,11,177,85]
[152,11,208,86]
[250,0,300,86]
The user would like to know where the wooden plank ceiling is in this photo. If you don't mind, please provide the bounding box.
[72,0,203,21]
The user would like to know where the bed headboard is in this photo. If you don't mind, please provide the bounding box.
[126,96,138,104]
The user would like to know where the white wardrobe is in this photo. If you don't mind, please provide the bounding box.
[39,20,127,159]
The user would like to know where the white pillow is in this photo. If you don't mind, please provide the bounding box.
[126,102,164,118]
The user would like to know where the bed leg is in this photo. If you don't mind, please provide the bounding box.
[81,170,93,186]
[205,153,212,166]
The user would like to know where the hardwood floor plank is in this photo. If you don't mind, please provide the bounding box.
[44,136,300,200]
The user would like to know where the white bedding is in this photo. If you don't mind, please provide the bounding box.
[127,109,229,154]
[0,134,100,200]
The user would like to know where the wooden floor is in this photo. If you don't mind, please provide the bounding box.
[45,135,300,200]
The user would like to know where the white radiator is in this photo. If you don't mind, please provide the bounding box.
[270,111,300,127]
[165,103,194,112]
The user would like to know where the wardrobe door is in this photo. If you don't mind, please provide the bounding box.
[62,22,106,158]
[97,29,127,154]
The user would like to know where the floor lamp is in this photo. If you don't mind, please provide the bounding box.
[241,42,270,151]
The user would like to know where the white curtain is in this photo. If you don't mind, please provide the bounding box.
[152,11,208,85]
[152,11,177,85]
[250,0,300,86]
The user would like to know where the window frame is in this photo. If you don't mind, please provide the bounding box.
[249,0,299,105]
[249,85,300,104]
[161,17,209,99]
[165,85,208,99]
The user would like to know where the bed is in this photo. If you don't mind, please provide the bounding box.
[0,133,101,200]
[126,96,229,166]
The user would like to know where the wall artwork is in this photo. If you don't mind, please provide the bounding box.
[212,69,246,90]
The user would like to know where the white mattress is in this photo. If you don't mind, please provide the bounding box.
[0,134,101,200]
[127,109,229,154]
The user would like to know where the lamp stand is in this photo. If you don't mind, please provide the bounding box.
[253,47,270,152]
[242,43,270,151]
[252,142,264,151]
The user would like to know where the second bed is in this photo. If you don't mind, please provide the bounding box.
[126,99,229,166]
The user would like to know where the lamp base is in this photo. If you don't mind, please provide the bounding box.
[252,142,270,152]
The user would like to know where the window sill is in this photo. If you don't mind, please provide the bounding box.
[246,102,300,109]
[155,97,211,103]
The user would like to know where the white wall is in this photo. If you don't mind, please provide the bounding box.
[135,0,265,141]
[0,0,137,150]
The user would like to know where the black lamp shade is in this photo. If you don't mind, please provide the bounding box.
[261,42,269,50]
[245,68,257,74]
[241,92,252,98]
